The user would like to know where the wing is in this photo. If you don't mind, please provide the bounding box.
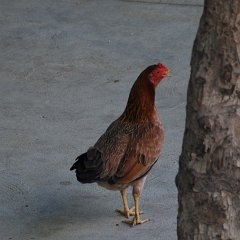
[108,122,164,185]
[93,120,133,179]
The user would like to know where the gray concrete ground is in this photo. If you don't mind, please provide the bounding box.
[0,0,203,239]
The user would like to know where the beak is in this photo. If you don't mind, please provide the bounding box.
[165,69,172,77]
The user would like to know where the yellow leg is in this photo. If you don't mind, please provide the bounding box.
[123,193,149,226]
[115,189,135,218]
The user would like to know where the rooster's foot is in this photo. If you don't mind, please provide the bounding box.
[122,216,150,226]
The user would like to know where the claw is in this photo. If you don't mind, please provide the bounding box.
[123,217,150,226]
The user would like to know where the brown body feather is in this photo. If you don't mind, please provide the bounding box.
[70,65,165,187]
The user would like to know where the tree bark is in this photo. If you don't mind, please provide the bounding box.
[176,1,240,239]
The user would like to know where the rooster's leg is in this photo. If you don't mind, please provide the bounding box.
[123,179,149,226]
[116,189,135,218]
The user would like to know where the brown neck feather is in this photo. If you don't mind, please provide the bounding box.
[119,75,156,123]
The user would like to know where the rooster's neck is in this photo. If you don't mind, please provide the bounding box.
[119,77,158,123]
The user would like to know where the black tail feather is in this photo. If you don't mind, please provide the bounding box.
[70,148,103,183]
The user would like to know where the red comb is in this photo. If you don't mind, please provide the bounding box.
[157,63,167,69]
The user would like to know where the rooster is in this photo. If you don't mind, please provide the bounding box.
[70,63,170,226]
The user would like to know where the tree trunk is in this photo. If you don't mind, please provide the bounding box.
[176,1,240,239]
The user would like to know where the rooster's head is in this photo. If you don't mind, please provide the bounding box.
[148,63,171,86]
